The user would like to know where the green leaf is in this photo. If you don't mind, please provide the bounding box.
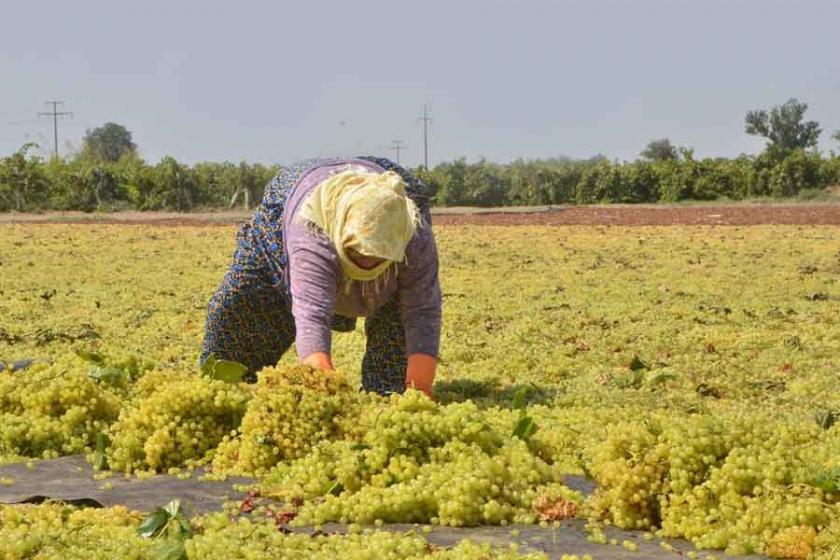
[176,516,193,539]
[138,500,192,542]
[512,414,537,441]
[137,509,169,538]
[93,432,110,471]
[512,386,529,411]
[154,540,187,560]
[810,467,840,492]
[199,352,247,383]
[199,353,218,377]
[163,499,183,519]
[613,369,645,389]
[628,355,648,371]
[95,432,110,452]
[350,442,371,451]
[212,360,248,383]
[816,410,840,430]
[647,372,677,386]
[327,481,344,496]
[92,451,108,471]
[75,349,104,364]
[89,366,127,386]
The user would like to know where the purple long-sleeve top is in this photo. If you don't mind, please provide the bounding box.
[282,159,442,361]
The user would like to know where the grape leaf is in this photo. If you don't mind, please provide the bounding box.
[137,509,169,538]
[512,413,537,441]
[154,541,187,560]
[88,366,127,386]
[199,353,247,383]
[138,500,191,540]
[810,468,840,492]
[512,386,528,411]
[92,432,110,471]
[327,481,344,496]
[75,349,104,364]
[815,410,839,430]
[163,499,183,519]
[628,355,648,371]
[647,372,677,386]
[177,516,193,539]
[212,360,248,383]
[165,500,193,538]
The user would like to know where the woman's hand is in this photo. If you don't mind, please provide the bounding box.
[302,352,334,371]
[405,354,437,397]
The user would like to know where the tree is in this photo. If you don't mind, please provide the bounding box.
[641,139,679,161]
[153,156,198,211]
[833,130,840,144]
[227,161,264,209]
[0,143,51,211]
[745,98,821,155]
[82,122,137,162]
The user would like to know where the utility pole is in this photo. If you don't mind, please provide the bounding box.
[38,100,72,158]
[389,140,406,164]
[417,104,432,169]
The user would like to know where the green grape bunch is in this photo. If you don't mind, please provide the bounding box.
[0,355,121,460]
[106,371,251,473]
[261,390,581,527]
[211,365,356,476]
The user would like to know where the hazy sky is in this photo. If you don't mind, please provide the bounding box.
[1,0,838,167]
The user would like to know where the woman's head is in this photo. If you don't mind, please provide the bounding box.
[298,169,420,283]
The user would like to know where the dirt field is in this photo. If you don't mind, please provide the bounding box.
[2,202,840,226]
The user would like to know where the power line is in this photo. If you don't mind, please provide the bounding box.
[417,104,432,169]
[37,100,72,158]
[389,140,406,164]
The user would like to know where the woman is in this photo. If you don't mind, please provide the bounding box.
[200,156,441,396]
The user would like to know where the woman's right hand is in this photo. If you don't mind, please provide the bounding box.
[302,352,334,371]
[405,354,436,398]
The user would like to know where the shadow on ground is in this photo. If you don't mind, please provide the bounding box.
[434,377,558,408]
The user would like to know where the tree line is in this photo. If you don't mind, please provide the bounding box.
[0,144,278,212]
[1,99,838,212]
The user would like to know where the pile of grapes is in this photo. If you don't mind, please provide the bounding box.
[0,503,554,560]
[5,358,840,558]
[0,503,154,559]
[105,369,251,473]
[583,410,840,557]
[0,355,120,461]
[260,389,581,527]
[210,365,357,476]
[189,511,554,560]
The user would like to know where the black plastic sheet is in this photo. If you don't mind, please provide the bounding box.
[0,455,250,514]
[0,456,763,559]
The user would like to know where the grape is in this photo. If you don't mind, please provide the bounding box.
[106,371,250,473]
[582,409,838,556]
[0,503,153,559]
[189,513,549,559]
[261,390,581,527]
[210,365,356,476]
[585,421,669,530]
[5,226,840,556]
[0,503,549,559]
[0,355,120,460]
